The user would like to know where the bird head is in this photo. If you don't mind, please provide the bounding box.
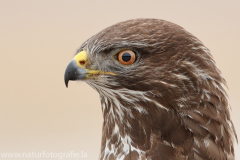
[64,19,223,113]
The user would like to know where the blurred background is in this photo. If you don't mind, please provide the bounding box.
[0,0,239,159]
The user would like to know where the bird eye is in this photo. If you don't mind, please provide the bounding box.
[117,50,136,65]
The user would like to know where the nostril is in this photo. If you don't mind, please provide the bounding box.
[79,60,86,65]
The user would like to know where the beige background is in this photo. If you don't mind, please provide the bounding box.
[0,0,239,159]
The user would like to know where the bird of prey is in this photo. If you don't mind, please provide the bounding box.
[64,19,237,160]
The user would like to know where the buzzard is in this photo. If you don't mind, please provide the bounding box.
[64,19,237,160]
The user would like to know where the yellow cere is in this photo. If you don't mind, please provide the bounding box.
[73,50,116,77]
[74,50,88,68]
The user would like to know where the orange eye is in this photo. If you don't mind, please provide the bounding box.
[118,50,136,65]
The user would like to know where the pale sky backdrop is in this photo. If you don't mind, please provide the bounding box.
[0,0,239,159]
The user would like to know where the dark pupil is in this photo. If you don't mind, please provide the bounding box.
[122,52,131,62]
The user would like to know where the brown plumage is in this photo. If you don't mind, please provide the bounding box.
[64,19,237,160]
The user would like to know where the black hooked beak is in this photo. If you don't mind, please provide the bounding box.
[64,60,88,87]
